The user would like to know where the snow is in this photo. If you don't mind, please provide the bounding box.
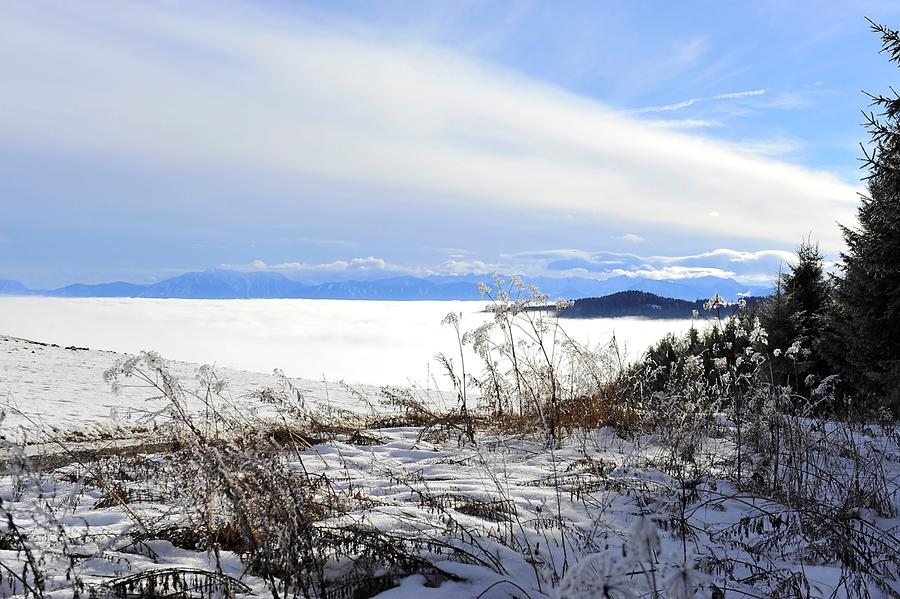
[1,309,897,598]
[0,336,400,443]
[3,396,896,597]
[0,297,697,386]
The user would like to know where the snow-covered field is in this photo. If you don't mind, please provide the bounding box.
[0,297,695,386]
[0,335,399,443]
[1,307,898,598]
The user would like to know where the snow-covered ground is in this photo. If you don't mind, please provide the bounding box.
[1,319,898,598]
[0,297,696,386]
[0,335,408,443]
[3,420,801,599]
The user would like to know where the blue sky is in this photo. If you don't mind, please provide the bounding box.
[2,1,899,288]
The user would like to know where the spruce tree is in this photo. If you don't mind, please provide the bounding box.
[783,241,829,337]
[759,272,798,386]
[833,20,900,415]
[782,240,831,381]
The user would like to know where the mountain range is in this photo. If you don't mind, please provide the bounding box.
[0,269,770,301]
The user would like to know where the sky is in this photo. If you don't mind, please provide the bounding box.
[2,1,900,289]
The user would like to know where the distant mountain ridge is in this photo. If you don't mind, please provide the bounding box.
[0,269,770,301]
[0,279,30,295]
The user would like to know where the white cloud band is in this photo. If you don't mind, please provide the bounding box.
[1,3,858,252]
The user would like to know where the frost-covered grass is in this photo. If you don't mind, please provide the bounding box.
[1,342,898,598]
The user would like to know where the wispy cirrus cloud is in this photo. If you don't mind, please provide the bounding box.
[631,88,767,114]
[712,89,767,100]
[632,97,704,114]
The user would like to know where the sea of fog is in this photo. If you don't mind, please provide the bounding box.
[0,297,699,386]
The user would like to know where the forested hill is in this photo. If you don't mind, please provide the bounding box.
[557,290,765,319]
